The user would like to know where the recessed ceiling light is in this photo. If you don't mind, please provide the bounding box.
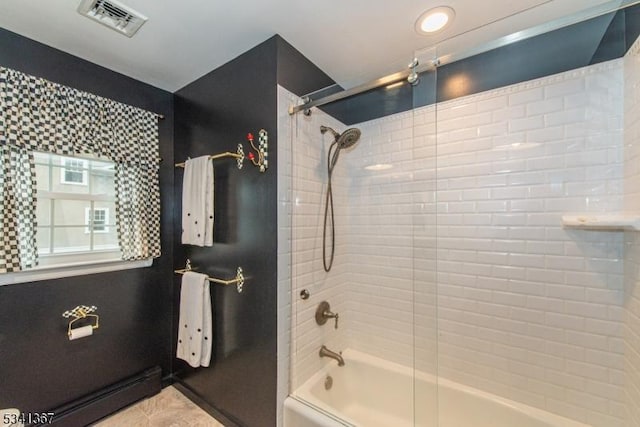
[415,6,455,35]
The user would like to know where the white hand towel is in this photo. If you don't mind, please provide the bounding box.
[182,156,214,246]
[176,271,213,368]
[200,279,212,367]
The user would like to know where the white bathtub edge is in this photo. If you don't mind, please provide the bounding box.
[284,396,351,427]
[289,348,593,427]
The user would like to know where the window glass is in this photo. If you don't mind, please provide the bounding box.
[54,200,90,226]
[85,207,110,233]
[35,199,51,226]
[60,158,88,185]
[51,226,91,253]
[35,227,51,256]
[34,152,120,264]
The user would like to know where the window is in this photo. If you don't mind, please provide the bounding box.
[85,208,110,233]
[34,152,121,266]
[60,157,88,185]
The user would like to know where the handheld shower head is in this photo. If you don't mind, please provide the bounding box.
[319,125,362,272]
[320,126,361,150]
[337,128,361,149]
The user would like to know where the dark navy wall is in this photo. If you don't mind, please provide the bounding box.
[172,35,333,427]
[0,28,174,415]
[434,8,629,104]
[173,35,279,427]
[275,36,335,96]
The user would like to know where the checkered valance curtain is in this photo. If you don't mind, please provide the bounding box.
[0,66,161,272]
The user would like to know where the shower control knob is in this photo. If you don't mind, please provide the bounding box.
[316,301,339,329]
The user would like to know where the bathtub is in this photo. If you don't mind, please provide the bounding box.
[284,350,591,427]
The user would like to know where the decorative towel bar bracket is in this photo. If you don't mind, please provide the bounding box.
[174,129,268,173]
[175,259,245,293]
[246,129,268,173]
[62,305,100,337]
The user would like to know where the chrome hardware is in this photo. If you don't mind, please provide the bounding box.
[315,301,339,329]
[319,345,345,367]
[408,57,420,86]
[300,289,310,300]
[302,96,312,116]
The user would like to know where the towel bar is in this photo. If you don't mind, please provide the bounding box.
[175,259,245,293]
[175,144,245,169]
[174,129,268,172]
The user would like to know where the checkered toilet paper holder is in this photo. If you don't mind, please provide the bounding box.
[62,305,100,337]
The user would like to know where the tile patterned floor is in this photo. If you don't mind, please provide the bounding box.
[92,386,225,427]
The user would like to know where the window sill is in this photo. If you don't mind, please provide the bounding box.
[0,258,153,286]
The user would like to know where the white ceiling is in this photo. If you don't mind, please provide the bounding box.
[0,0,627,92]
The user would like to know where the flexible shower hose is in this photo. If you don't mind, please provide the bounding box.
[323,141,341,272]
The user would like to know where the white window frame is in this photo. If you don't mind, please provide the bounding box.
[84,207,110,234]
[60,157,89,185]
[0,152,152,287]
[0,258,153,286]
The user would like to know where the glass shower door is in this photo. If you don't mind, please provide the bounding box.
[287,50,438,425]
[288,97,359,425]
[410,47,439,427]
[420,3,636,427]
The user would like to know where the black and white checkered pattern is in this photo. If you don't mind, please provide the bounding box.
[0,145,38,273]
[115,163,161,260]
[0,66,161,265]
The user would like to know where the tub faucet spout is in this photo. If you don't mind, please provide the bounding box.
[319,345,345,366]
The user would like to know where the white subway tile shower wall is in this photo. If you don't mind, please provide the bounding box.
[276,87,295,427]
[338,60,625,426]
[624,37,640,427]
[345,107,438,371]
[432,60,625,427]
[278,58,628,426]
[278,86,351,391]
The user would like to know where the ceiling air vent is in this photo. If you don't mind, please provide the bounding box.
[77,0,148,38]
